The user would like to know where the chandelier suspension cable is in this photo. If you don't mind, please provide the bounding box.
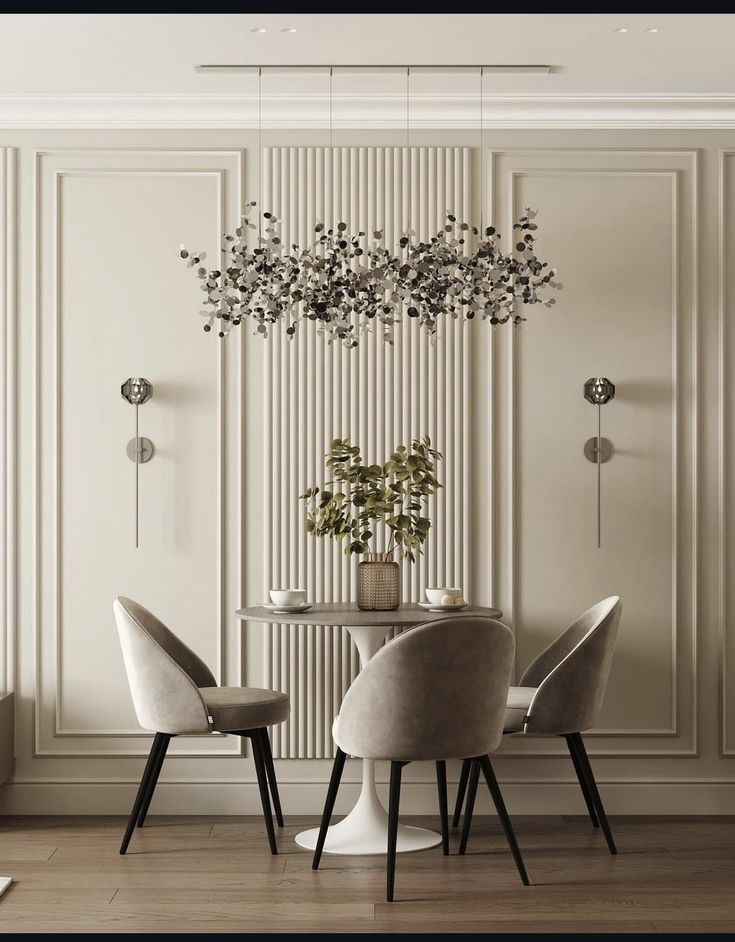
[406,66,411,241]
[479,65,485,238]
[329,66,334,235]
[257,65,262,245]
[327,66,334,290]
[405,65,412,326]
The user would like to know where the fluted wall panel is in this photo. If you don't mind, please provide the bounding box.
[263,147,471,757]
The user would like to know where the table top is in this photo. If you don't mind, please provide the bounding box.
[236,602,502,627]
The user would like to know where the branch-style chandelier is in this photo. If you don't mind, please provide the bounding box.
[181,67,562,347]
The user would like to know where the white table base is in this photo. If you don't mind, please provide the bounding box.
[295,622,442,856]
[295,756,441,855]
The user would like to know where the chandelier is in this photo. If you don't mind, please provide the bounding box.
[181,68,562,347]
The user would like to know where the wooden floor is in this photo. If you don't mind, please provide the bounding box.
[1,814,735,933]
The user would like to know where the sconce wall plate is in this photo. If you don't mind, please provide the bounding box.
[584,436,613,464]
[126,437,154,464]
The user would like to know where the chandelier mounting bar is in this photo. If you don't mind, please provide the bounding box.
[195,64,554,74]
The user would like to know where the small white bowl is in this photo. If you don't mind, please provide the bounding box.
[425,587,462,606]
[270,588,306,607]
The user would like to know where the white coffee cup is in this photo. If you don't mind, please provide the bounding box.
[426,587,463,606]
[270,588,306,607]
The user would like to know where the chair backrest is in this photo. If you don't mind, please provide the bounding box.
[520,596,622,735]
[113,596,215,735]
[334,616,515,761]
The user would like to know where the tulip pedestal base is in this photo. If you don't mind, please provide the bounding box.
[295,757,442,856]
[295,622,441,856]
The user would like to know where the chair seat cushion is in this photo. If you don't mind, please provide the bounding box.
[199,687,289,733]
[504,686,537,732]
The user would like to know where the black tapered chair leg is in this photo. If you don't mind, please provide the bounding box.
[435,760,449,855]
[479,755,530,886]
[571,732,617,855]
[120,733,165,854]
[387,761,404,902]
[259,728,284,827]
[312,747,347,870]
[458,758,481,855]
[250,731,278,855]
[564,734,599,828]
[452,758,471,828]
[137,734,171,828]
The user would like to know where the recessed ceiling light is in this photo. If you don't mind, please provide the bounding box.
[612,27,628,34]
[644,27,660,34]
[281,27,297,33]
[250,27,267,34]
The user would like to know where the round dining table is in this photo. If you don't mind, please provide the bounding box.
[236,602,502,856]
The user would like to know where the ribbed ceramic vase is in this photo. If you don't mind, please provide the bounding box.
[356,552,401,611]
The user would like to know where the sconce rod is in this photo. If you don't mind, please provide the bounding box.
[597,404,601,549]
[135,403,140,549]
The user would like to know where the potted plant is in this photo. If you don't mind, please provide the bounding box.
[300,436,442,610]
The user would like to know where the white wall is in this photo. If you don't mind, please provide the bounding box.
[0,126,731,815]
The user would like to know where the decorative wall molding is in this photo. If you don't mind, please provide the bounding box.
[489,149,699,758]
[263,146,471,758]
[33,148,245,758]
[51,169,228,740]
[4,94,735,129]
[0,148,16,698]
[720,150,734,755]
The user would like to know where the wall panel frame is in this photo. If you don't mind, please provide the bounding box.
[487,149,698,757]
[0,148,16,700]
[33,149,245,757]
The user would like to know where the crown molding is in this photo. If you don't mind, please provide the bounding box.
[2,93,735,129]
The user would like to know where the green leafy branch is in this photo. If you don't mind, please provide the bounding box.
[300,436,442,562]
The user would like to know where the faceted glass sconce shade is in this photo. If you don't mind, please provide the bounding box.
[121,377,153,406]
[584,377,616,406]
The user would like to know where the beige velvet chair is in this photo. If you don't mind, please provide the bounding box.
[454,596,622,855]
[113,596,289,855]
[312,615,528,902]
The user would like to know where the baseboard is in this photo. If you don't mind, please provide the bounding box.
[3,780,735,816]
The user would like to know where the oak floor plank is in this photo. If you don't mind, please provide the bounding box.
[0,842,58,861]
[0,885,117,905]
[2,814,735,933]
[653,921,735,934]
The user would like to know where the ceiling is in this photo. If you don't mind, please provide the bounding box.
[0,13,734,97]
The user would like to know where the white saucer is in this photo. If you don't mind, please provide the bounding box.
[418,602,468,613]
[262,602,313,614]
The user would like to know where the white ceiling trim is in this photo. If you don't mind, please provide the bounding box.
[3,94,735,129]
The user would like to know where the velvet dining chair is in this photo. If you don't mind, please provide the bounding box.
[311,615,529,901]
[113,596,289,855]
[453,596,622,856]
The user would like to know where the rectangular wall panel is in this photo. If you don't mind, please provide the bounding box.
[263,147,471,757]
[35,150,244,757]
[721,151,735,754]
[0,149,15,698]
[489,150,697,757]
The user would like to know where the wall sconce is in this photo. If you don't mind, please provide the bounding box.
[121,378,153,548]
[583,377,615,549]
